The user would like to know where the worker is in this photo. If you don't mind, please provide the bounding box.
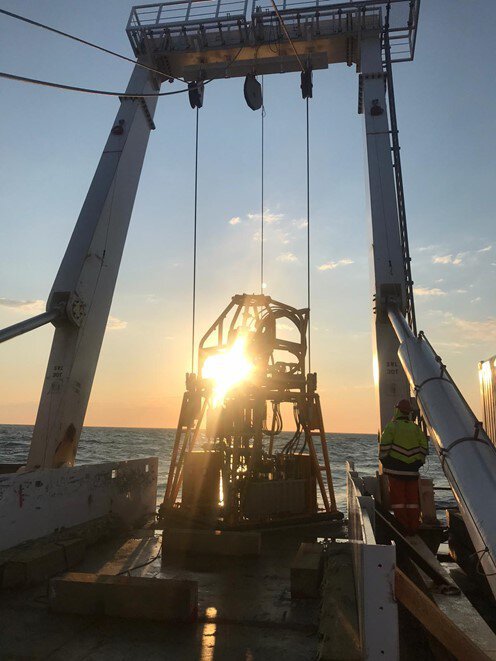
[379,399,428,535]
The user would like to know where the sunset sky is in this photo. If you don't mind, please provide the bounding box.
[0,0,495,434]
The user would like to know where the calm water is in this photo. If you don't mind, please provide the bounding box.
[0,425,455,512]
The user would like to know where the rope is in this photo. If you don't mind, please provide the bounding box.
[268,0,305,73]
[0,8,188,84]
[306,97,311,373]
[0,70,212,99]
[439,436,493,464]
[191,108,200,373]
[414,375,452,394]
[261,76,265,294]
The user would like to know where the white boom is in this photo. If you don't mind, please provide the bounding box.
[27,63,160,469]
[389,304,496,598]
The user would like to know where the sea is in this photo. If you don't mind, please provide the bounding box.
[0,425,456,514]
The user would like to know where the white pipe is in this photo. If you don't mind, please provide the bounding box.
[0,309,61,344]
[388,304,496,597]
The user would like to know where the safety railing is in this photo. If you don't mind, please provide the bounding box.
[127,0,419,63]
[127,0,250,56]
[128,0,249,30]
[346,461,399,660]
[251,0,419,61]
[251,2,381,47]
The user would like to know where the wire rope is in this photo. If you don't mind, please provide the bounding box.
[0,8,187,83]
[0,70,211,98]
[0,44,245,100]
[260,76,265,294]
[268,0,305,73]
[191,108,200,373]
[306,97,311,374]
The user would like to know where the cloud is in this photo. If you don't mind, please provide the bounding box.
[229,216,241,225]
[106,315,127,330]
[443,313,496,343]
[265,212,284,224]
[317,258,354,271]
[277,252,298,263]
[277,322,297,333]
[471,297,482,304]
[417,244,439,253]
[478,245,492,253]
[455,289,468,294]
[293,219,308,229]
[434,340,468,352]
[248,210,284,224]
[432,254,464,265]
[413,286,446,297]
[273,229,291,245]
[0,298,45,313]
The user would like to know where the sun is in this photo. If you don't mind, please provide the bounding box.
[202,335,254,407]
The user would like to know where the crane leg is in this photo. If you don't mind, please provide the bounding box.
[27,63,160,470]
[360,36,410,432]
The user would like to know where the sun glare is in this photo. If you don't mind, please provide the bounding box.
[480,359,493,386]
[202,335,254,407]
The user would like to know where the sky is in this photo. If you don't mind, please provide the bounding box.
[0,0,495,434]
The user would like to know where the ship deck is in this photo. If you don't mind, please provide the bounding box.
[0,521,347,660]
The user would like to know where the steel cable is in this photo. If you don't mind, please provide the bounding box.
[191,107,200,373]
[0,8,187,83]
[306,97,311,374]
[261,76,265,294]
[0,70,211,98]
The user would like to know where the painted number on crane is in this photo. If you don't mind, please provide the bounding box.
[50,365,64,394]
[386,360,399,375]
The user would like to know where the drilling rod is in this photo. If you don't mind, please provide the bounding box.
[388,303,496,597]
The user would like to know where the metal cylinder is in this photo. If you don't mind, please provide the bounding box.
[388,304,496,597]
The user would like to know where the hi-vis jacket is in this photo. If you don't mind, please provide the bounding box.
[379,411,428,476]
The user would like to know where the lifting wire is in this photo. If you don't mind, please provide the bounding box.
[260,76,265,294]
[266,0,311,371]
[306,97,311,374]
[191,108,200,373]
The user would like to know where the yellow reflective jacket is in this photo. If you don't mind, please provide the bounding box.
[379,410,428,476]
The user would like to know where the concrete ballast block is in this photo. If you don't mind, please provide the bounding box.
[291,542,323,599]
[49,572,198,622]
[57,538,87,569]
[2,543,66,588]
[165,529,261,557]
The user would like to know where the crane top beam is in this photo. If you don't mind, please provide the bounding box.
[127,0,419,81]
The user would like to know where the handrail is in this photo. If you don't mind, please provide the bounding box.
[127,0,419,62]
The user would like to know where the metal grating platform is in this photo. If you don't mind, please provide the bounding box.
[126,0,420,81]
